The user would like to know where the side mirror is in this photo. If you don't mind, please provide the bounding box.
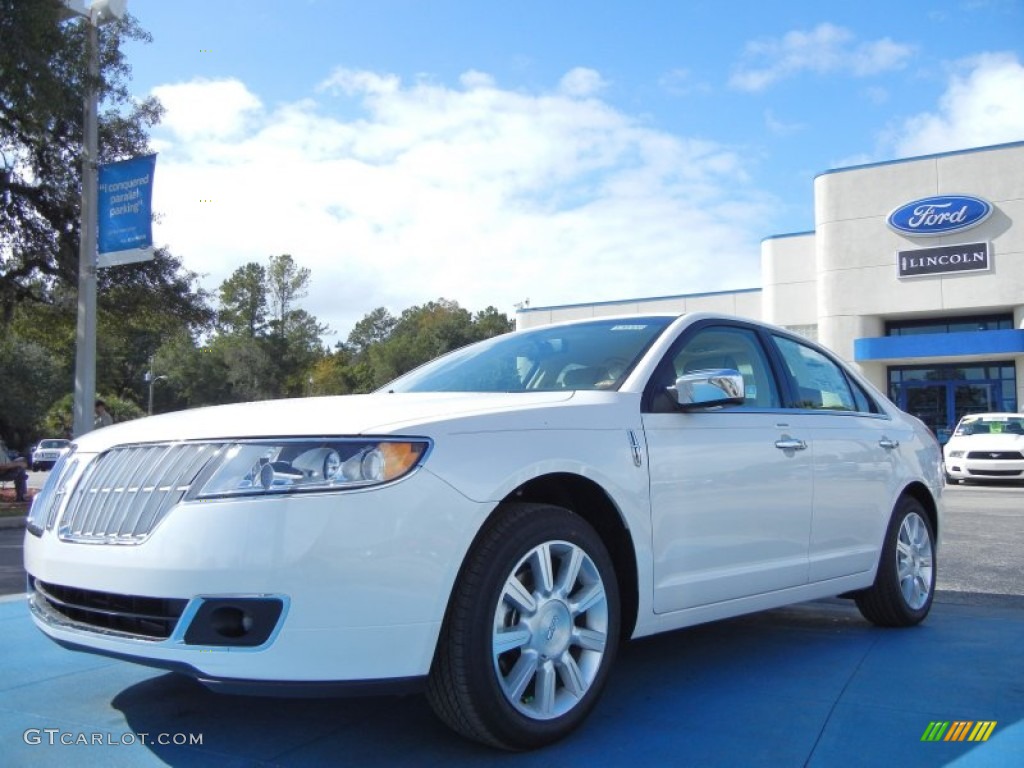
[669,368,745,409]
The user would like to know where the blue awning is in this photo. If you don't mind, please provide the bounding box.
[854,329,1024,361]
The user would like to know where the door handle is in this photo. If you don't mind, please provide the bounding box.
[775,437,807,451]
[879,437,900,450]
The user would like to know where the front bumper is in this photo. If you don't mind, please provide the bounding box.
[945,457,1024,481]
[24,468,489,685]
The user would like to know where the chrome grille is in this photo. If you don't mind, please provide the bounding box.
[31,577,187,640]
[26,450,79,536]
[58,443,222,544]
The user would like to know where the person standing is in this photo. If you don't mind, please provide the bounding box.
[0,440,28,502]
[94,399,113,429]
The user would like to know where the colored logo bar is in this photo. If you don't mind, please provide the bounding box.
[921,721,997,742]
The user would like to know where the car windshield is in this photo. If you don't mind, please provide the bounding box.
[954,415,1024,436]
[39,440,69,449]
[385,317,675,393]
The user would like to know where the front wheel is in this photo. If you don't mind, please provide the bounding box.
[855,496,936,627]
[427,503,620,750]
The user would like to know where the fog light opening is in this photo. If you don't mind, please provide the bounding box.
[209,606,254,639]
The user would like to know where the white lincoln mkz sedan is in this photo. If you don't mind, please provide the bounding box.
[25,313,943,750]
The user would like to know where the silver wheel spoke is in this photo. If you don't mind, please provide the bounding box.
[533,544,555,595]
[573,627,607,652]
[556,651,586,698]
[504,652,539,702]
[557,547,584,599]
[493,627,531,654]
[535,661,557,716]
[571,581,606,616]
[503,575,537,615]
[896,539,913,558]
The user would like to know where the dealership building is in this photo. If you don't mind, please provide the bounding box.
[517,140,1024,440]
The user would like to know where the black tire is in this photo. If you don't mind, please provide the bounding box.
[426,502,620,750]
[855,496,936,627]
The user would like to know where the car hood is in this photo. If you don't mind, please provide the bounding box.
[71,392,581,452]
[944,433,1024,453]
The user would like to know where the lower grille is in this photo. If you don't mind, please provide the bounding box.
[968,469,1022,477]
[966,451,1023,460]
[31,578,187,640]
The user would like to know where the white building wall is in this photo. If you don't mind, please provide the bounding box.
[814,143,1024,391]
[761,232,817,328]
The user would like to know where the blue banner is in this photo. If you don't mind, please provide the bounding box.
[97,153,156,258]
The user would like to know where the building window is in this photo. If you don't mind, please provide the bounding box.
[782,324,818,341]
[885,314,1013,337]
[888,362,1018,443]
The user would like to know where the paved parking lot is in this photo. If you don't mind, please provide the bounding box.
[1,481,1021,766]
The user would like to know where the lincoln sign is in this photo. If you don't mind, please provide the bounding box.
[897,242,990,278]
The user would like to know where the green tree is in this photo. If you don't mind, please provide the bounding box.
[364,299,512,389]
[1,0,163,318]
[217,262,267,337]
[42,391,144,437]
[0,336,65,450]
[8,249,213,418]
[266,254,310,336]
[212,254,328,400]
[346,307,397,355]
[150,330,232,411]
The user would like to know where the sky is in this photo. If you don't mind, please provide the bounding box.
[113,0,1024,343]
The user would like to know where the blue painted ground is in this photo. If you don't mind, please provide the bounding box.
[1,593,1020,767]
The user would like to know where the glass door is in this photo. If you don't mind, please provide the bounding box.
[899,381,998,443]
[953,382,995,419]
[903,384,948,441]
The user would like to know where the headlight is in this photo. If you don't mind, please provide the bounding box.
[190,439,429,500]
[946,450,965,458]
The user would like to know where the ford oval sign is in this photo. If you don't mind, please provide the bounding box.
[887,195,993,237]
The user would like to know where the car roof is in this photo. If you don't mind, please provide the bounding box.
[960,413,1022,420]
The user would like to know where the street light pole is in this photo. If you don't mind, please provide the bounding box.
[65,0,127,438]
[71,16,99,439]
[146,371,167,416]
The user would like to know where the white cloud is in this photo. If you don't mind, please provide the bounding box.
[730,23,915,91]
[764,110,805,137]
[150,79,262,141]
[558,67,608,97]
[887,52,1024,157]
[658,68,711,96]
[149,70,770,339]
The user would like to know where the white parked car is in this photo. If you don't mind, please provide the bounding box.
[25,313,943,750]
[943,412,1024,484]
[30,438,72,472]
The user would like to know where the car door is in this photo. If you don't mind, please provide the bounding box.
[768,333,907,582]
[642,323,813,613]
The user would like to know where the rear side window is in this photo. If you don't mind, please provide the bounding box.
[772,335,872,413]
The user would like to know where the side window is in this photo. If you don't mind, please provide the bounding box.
[772,335,858,411]
[849,378,880,414]
[650,326,780,410]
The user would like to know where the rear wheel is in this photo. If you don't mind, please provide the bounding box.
[855,496,935,627]
[427,503,620,750]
